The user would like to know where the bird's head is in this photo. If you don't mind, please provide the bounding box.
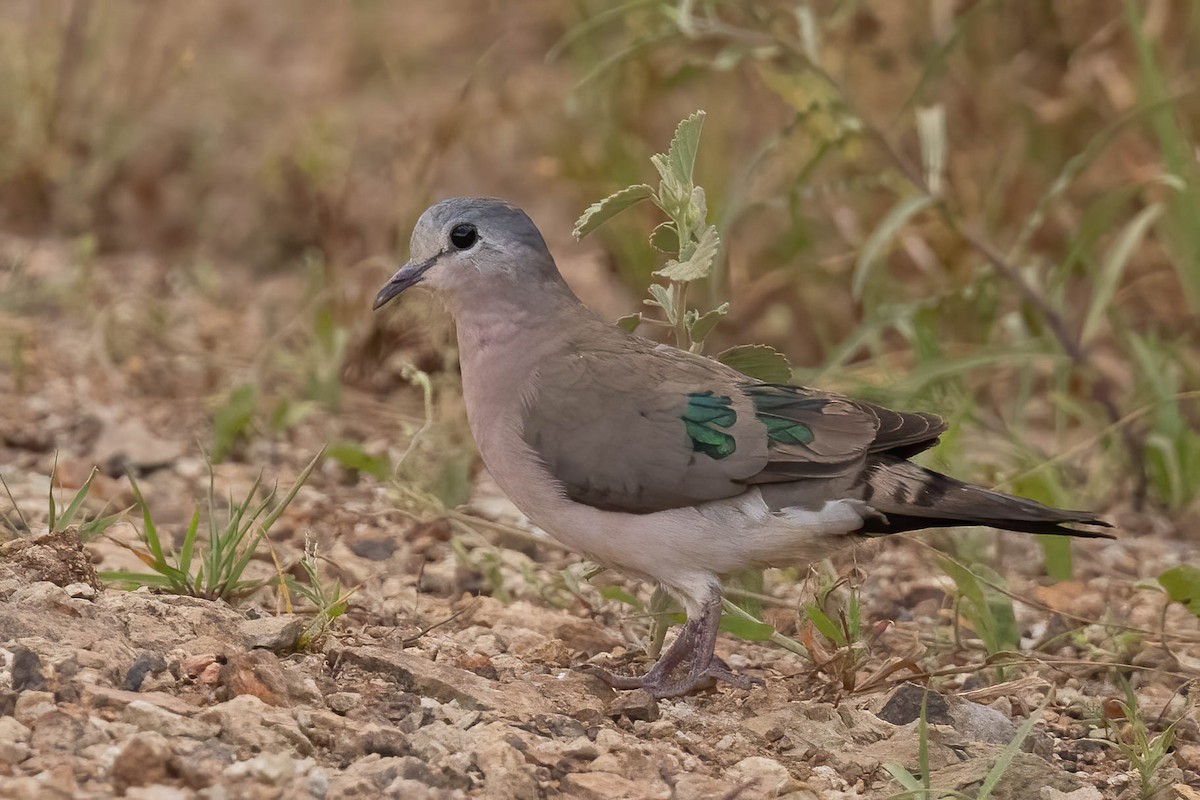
[373,197,563,313]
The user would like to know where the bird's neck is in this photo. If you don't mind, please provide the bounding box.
[451,283,594,441]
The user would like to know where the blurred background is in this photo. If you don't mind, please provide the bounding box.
[1,1,1198,575]
[4,4,1200,793]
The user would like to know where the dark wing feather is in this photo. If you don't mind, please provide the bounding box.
[852,399,946,458]
[740,384,946,482]
[520,322,947,513]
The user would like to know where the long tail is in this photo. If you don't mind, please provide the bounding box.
[857,457,1113,538]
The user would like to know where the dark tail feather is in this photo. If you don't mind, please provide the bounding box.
[858,458,1114,539]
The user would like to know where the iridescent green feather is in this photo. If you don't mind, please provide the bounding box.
[682,392,736,459]
[747,385,821,449]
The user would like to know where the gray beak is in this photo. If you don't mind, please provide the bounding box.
[373,257,435,310]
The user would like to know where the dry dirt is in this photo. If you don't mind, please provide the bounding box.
[2,235,1199,800]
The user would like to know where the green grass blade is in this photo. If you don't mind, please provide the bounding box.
[882,763,924,794]
[47,452,58,530]
[1082,202,1163,344]
[259,447,325,533]
[0,472,30,534]
[99,570,178,589]
[852,194,936,299]
[977,704,1046,799]
[177,507,200,584]
[56,467,99,531]
[127,475,167,567]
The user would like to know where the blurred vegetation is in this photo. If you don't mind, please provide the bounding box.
[1,2,1198,536]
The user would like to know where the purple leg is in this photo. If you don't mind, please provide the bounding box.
[587,587,761,699]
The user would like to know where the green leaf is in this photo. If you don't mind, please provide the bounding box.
[663,110,705,190]
[688,303,729,344]
[716,344,793,383]
[852,194,936,298]
[804,604,847,648]
[1082,202,1163,344]
[573,184,654,239]
[646,283,676,319]
[718,612,775,641]
[615,313,642,333]
[648,222,679,253]
[1158,564,1200,615]
[212,384,258,463]
[1039,535,1074,582]
[598,585,643,609]
[327,440,392,481]
[654,224,719,282]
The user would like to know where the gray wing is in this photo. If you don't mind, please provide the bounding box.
[519,328,947,514]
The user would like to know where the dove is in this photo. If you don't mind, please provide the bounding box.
[374,197,1110,698]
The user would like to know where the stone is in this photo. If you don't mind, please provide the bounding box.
[170,740,239,791]
[199,694,314,756]
[552,618,623,656]
[561,771,667,800]
[607,689,658,722]
[453,651,498,680]
[13,690,55,726]
[1040,787,1104,800]
[238,615,305,652]
[329,644,551,713]
[124,700,222,739]
[82,684,202,717]
[10,648,46,691]
[220,650,291,706]
[30,710,106,754]
[671,774,737,798]
[948,698,1018,745]
[124,652,169,691]
[475,739,539,800]
[0,716,31,744]
[111,732,174,792]
[929,751,1082,800]
[0,715,31,765]
[326,691,362,714]
[877,683,952,725]
[224,751,316,784]
[727,756,797,796]
[124,787,193,800]
[0,528,99,589]
[63,582,97,600]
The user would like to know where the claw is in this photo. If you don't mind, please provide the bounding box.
[581,588,762,699]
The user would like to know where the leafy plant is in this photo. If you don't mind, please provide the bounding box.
[281,535,355,649]
[1156,563,1200,618]
[103,449,323,601]
[574,110,799,656]
[573,110,792,380]
[1090,684,1184,800]
[937,556,1020,679]
[1,459,123,540]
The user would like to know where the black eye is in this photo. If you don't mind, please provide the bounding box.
[449,224,478,250]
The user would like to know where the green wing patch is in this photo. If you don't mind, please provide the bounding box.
[682,392,737,459]
[747,385,821,448]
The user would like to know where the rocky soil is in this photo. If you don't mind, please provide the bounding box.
[3,524,1194,800]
